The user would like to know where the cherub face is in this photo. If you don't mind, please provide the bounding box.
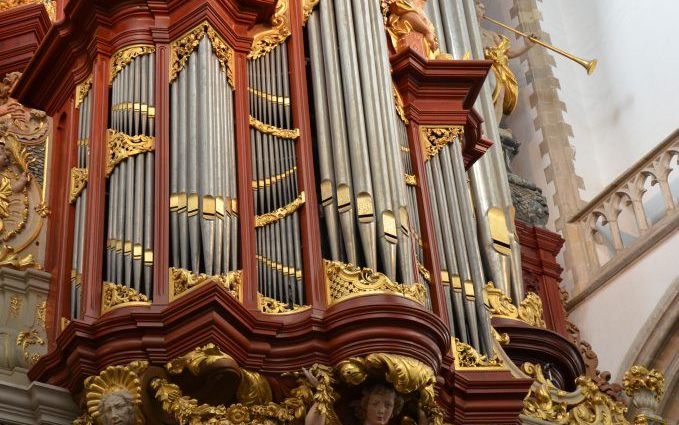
[475,1,486,19]
[99,391,135,425]
[364,391,396,425]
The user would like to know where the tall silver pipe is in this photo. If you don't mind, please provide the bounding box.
[170,63,180,267]
[187,47,201,272]
[332,0,377,269]
[178,58,190,269]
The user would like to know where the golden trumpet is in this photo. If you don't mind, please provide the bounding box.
[483,16,597,75]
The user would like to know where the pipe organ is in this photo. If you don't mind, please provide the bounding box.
[106,48,156,299]
[306,0,417,286]
[69,77,93,319]
[169,30,239,282]
[248,42,305,306]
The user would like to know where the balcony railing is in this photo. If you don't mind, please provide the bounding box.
[567,129,679,307]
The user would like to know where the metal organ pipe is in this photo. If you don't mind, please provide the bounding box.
[169,35,239,282]
[105,50,155,300]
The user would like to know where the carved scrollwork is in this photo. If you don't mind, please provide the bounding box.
[324,259,427,306]
[249,0,291,60]
[453,338,503,369]
[249,115,300,140]
[169,267,241,301]
[170,22,235,87]
[419,126,464,161]
[110,45,155,81]
[522,362,631,425]
[0,244,38,269]
[75,74,93,109]
[255,192,305,228]
[16,328,45,366]
[485,283,547,328]
[106,129,155,176]
[101,282,150,314]
[69,167,87,204]
[302,0,320,24]
[258,293,308,314]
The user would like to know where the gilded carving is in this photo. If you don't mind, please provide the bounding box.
[334,353,443,425]
[106,129,155,176]
[101,282,150,314]
[453,338,503,369]
[522,362,631,425]
[255,192,305,228]
[170,22,235,87]
[623,365,665,402]
[9,294,21,317]
[485,283,546,328]
[250,115,301,140]
[110,45,155,81]
[169,267,241,301]
[381,0,451,60]
[258,293,309,314]
[69,167,87,203]
[75,74,93,109]
[302,0,320,24]
[419,126,464,161]
[392,85,409,125]
[0,244,38,269]
[324,259,426,306]
[404,173,417,186]
[16,328,44,365]
[0,0,55,20]
[80,361,148,425]
[35,299,46,328]
[249,0,291,59]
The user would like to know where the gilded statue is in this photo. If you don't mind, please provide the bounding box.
[475,1,536,121]
[383,0,451,60]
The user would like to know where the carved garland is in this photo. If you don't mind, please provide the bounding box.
[101,282,150,314]
[485,283,547,328]
[169,267,242,301]
[169,21,235,88]
[74,74,93,109]
[69,167,87,204]
[110,45,155,82]
[419,126,464,161]
[248,0,291,59]
[106,129,155,176]
[623,365,665,401]
[324,259,427,306]
[255,191,305,227]
[249,115,301,140]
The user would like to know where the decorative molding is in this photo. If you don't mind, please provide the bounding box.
[169,21,235,87]
[254,191,305,227]
[101,282,150,314]
[74,74,93,109]
[68,167,87,203]
[248,0,291,59]
[110,45,155,82]
[419,125,463,161]
[169,267,241,301]
[324,259,426,306]
[249,115,300,139]
[106,129,155,176]
[452,338,503,369]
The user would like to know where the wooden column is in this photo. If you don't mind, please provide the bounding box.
[234,50,258,310]
[152,36,171,305]
[287,0,325,309]
[80,54,110,321]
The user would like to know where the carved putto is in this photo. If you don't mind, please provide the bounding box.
[382,0,451,60]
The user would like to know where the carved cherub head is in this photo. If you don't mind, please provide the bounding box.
[475,0,486,20]
[98,391,136,425]
[355,384,404,425]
